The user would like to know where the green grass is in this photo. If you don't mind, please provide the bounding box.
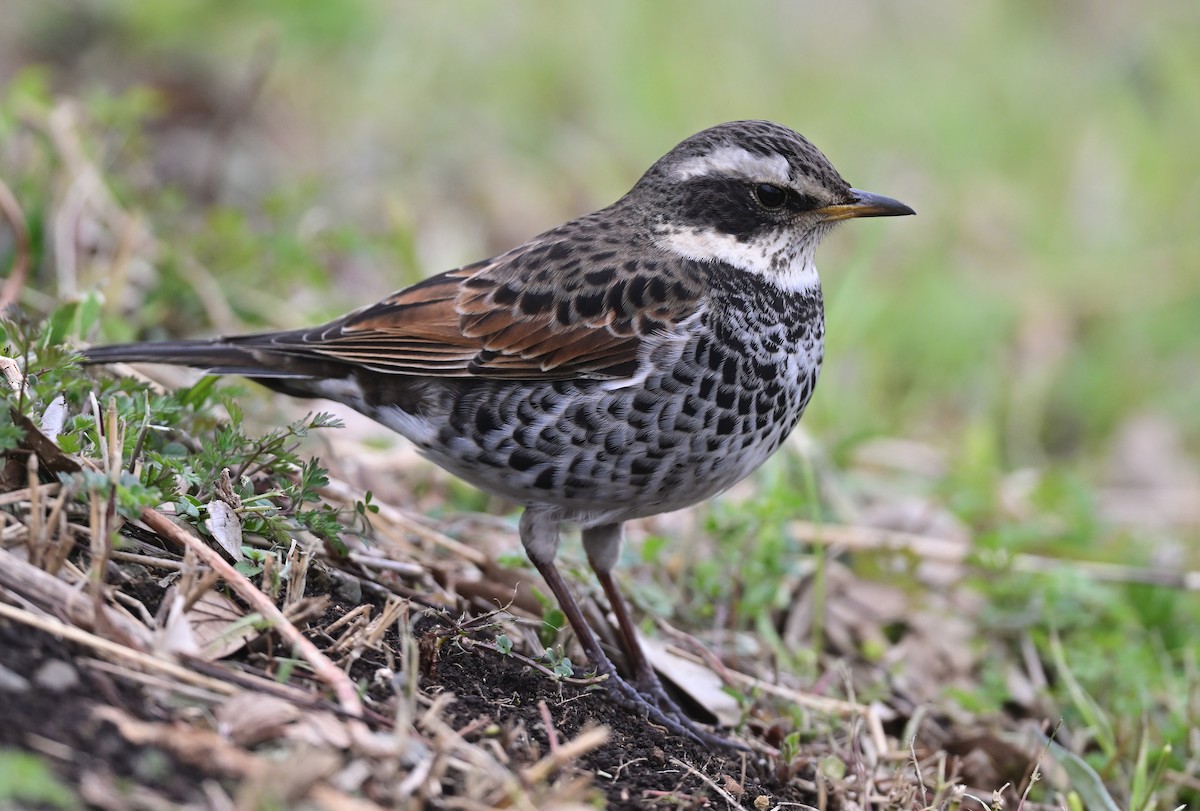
[3,2,1199,806]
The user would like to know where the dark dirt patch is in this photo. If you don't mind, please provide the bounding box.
[0,572,818,809]
[0,617,226,808]
[414,616,815,810]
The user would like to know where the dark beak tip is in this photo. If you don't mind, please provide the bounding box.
[849,188,916,218]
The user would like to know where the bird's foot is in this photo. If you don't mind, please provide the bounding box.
[594,665,749,751]
[631,669,750,752]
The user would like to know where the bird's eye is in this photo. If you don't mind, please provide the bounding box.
[754,183,788,210]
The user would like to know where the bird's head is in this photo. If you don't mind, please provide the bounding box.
[633,120,914,292]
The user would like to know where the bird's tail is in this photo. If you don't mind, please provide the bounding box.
[81,337,345,381]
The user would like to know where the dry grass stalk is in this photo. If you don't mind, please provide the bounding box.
[0,599,236,697]
[137,505,365,717]
[0,545,153,647]
[791,518,1200,590]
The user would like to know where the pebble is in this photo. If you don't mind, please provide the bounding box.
[33,659,80,692]
[0,663,30,693]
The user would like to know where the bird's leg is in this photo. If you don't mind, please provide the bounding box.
[582,523,747,750]
[519,510,732,747]
[581,523,665,693]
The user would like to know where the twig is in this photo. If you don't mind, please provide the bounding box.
[0,545,152,648]
[138,506,364,717]
[520,725,609,785]
[0,599,235,697]
[110,550,186,571]
[459,636,610,687]
[538,700,560,755]
[667,757,744,809]
[663,642,867,719]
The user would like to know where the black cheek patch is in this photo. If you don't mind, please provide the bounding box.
[679,177,774,240]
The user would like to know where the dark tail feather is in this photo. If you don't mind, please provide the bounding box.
[82,338,342,380]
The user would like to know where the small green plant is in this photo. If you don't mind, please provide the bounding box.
[540,646,575,679]
[0,749,79,810]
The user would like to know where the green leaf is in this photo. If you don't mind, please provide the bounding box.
[234,559,263,577]
[76,291,104,339]
[0,748,79,809]
[1039,735,1122,811]
[179,376,220,409]
[553,657,574,678]
[42,301,79,347]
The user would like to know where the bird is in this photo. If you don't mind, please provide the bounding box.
[84,120,913,745]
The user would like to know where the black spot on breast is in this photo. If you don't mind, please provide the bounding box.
[474,408,499,433]
[478,453,504,468]
[754,361,777,381]
[722,356,738,384]
[571,407,599,432]
[706,346,725,373]
[516,398,539,422]
[631,457,658,476]
[534,467,556,490]
[697,376,715,400]
[631,392,656,414]
[717,415,736,435]
[716,387,735,409]
[566,476,592,491]
[509,450,540,471]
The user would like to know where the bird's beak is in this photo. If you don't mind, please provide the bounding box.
[816,188,915,221]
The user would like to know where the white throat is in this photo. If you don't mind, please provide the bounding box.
[656,226,822,294]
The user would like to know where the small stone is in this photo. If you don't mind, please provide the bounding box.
[0,663,30,693]
[33,659,79,692]
[331,572,362,604]
[754,795,770,810]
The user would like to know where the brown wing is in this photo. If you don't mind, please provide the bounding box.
[267,230,707,380]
